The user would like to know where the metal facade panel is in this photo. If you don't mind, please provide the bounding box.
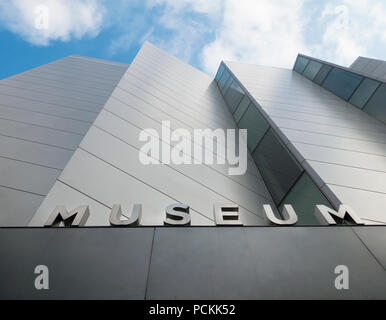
[326,185,386,224]
[226,61,386,223]
[146,227,386,299]
[0,226,384,299]
[0,157,60,195]
[0,227,154,299]
[31,148,215,226]
[0,56,128,226]
[0,186,43,226]
[352,227,386,268]
[30,42,275,226]
[0,135,73,169]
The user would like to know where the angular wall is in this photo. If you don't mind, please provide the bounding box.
[0,55,128,225]
[30,42,276,226]
[223,60,386,224]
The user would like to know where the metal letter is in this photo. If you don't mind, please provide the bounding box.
[44,206,89,227]
[214,203,243,226]
[314,204,364,225]
[264,204,298,225]
[164,203,191,226]
[109,204,141,226]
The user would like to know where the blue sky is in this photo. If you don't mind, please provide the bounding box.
[0,0,385,80]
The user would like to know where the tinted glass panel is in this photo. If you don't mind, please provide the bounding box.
[363,83,386,123]
[224,80,244,113]
[221,76,233,95]
[279,173,331,225]
[303,61,322,80]
[294,56,309,74]
[349,78,380,109]
[238,104,269,152]
[252,129,304,204]
[323,68,363,100]
[313,64,332,85]
[234,96,250,123]
[215,64,225,82]
[218,70,230,91]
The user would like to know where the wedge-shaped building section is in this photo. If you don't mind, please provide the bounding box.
[0,42,384,226]
[0,55,128,225]
[30,42,277,226]
[221,56,386,224]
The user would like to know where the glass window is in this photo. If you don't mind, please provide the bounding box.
[279,173,331,225]
[234,96,250,123]
[322,68,363,100]
[238,104,269,152]
[349,78,380,109]
[294,56,309,74]
[313,64,332,85]
[224,80,244,113]
[303,61,322,80]
[221,76,233,95]
[215,64,225,82]
[363,83,386,123]
[252,129,304,204]
[217,69,230,91]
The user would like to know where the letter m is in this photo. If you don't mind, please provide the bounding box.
[314,205,364,225]
[44,206,90,227]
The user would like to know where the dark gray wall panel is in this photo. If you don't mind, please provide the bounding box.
[146,227,386,299]
[0,228,154,299]
[352,227,386,268]
[0,226,384,299]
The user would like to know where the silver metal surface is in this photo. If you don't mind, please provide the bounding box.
[30,42,275,226]
[315,205,364,225]
[0,56,128,226]
[264,204,298,225]
[213,203,243,226]
[44,205,90,227]
[109,204,141,226]
[226,60,386,223]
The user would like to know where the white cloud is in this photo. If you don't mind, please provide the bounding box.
[314,0,386,66]
[201,0,308,74]
[146,0,223,14]
[0,0,106,46]
[1,0,386,74]
[142,0,223,63]
[146,0,386,74]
